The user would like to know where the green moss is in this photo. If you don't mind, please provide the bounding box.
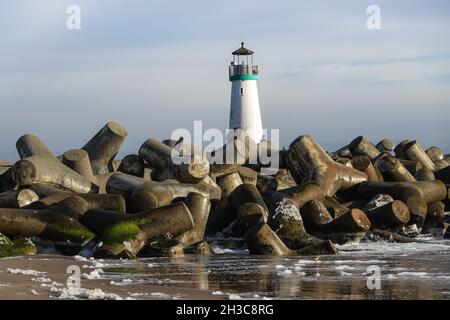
[101,222,140,244]
[99,214,153,244]
[45,221,95,244]
[0,237,36,258]
[130,216,151,229]
[11,238,37,256]
[95,218,150,258]
[0,233,12,246]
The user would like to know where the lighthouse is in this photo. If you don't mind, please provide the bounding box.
[228,42,263,143]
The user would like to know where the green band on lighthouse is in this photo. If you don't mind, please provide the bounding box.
[229,74,259,81]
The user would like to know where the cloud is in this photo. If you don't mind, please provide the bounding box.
[0,0,449,161]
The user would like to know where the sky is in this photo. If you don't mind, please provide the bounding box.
[1,0,449,161]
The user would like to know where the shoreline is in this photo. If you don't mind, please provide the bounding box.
[1,237,450,300]
[0,254,227,300]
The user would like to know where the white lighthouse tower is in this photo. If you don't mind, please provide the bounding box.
[228,42,263,143]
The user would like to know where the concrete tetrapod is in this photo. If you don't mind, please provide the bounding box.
[376,139,394,153]
[314,209,371,244]
[348,136,380,160]
[404,141,436,171]
[231,202,268,237]
[106,172,209,212]
[185,241,213,255]
[0,167,15,192]
[62,148,114,192]
[26,183,67,198]
[433,160,450,171]
[13,134,98,193]
[237,167,258,185]
[247,222,292,255]
[351,155,383,182]
[231,183,269,215]
[206,171,243,233]
[394,140,410,159]
[425,146,444,162]
[422,201,445,234]
[139,138,209,183]
[178,192,211,247]
[376,155,417,182]
[105,172,146,200]
[246,222,337,256]
[130,181,209,212]
[268,198,336,253]
[269,182,325,210]
[435,166,450,184]
[94,202,194,258]
[11,155,98,193]
[44,196,90,220]
[300,200,334,233]
[197,175,222,201]
[26,192,126,213]
[225,182,269,237]
[335,158,353,168]
[117,154,146,178]
[287,135,367,196]
[80,208,128,236]
[16,133,55,159]
[301,199,371,243]
[358,180,447,226]
[364,200,410,230]
[425,146,449,170]
[82,121,128,175]
[322,196,351,219]
[399,160,422,176]
[210,132,255,168]
[145,238,185,258]
[256,169,297,195]
[62,149,96,182]
[358,181,447,203]
[0,189,39,208]
[415,168,435,181]
[0,207,94,244]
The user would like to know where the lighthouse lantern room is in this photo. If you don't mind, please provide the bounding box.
[228,42,263,143]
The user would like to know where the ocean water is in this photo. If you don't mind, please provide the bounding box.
[87,237,450,300]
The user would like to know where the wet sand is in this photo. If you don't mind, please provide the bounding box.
[1,237,450,300]
[0,255,226,300]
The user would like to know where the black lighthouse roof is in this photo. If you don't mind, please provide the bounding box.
[232,42,254,55]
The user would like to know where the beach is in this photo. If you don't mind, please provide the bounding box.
[0,255,225,300]
[1,237,450,300]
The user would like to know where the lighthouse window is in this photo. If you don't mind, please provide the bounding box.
[239,87,244,96]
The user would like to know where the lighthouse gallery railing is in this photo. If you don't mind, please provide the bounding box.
[229,65,259,77]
